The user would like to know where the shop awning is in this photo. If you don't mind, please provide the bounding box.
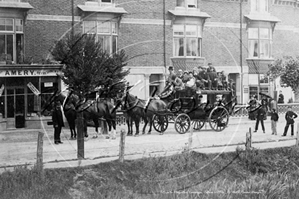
[168,10,211,18]
[77,5,127,14]
[244,14,280,23]
[0,2,33,10]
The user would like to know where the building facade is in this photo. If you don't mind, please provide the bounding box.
[0,0,298,129]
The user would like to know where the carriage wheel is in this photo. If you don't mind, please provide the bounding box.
[152,115,168,133]
[192,119,205,131]
[174,113,191,134]
[208,106,229,132]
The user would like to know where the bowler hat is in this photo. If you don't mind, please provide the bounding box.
[168,66,174,70]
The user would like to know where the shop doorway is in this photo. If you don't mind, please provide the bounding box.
[6,88,25,129]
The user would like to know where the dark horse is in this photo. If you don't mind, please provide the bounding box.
[44,90,117,139]
[119,90,167,136]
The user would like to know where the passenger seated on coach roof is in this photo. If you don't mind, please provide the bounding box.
[171,74,184,98]
[185,71,196,96]
[182,70,190,83]
[177,69,184,80]
[197,66,211,90]
[207,66,218,90]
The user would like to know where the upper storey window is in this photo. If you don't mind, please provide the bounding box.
[86,0,113,6]
[173,24,202,57]
[251,0,269,13]
[177,0,197,8]
[248,27,272,59]
[83,21,118,55]
[0,18,24,64]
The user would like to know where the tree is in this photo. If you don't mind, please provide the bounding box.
[268,56,299,93]
[50,33,129,159]
[51,33,129,98]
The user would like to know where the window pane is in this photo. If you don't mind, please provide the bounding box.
[98,35,110,53]
[259,0,268,12]
[0,19,5,31]
[102,0,112,2]
[187,0,197,8]
[186,25,197,36]
[174,38,184,56]
[15,19,23,32]
[112,22,117,34]
[260,40,270,58]
[84,21,96,34]
[197,38,201,57]
[6,35,13,62]
[248,28,258,39]
[251,0,258,12]
[197,25,202,37]
[0,35,5,61]
[97,22,110,34]
[260,28,269,39]
[176,0,185,7]
[186,38,197,56]
[173,25,184,36]
[248,40,259,58]
[112,35,117,54]
[5,19,13,31]
[16,34,24,64]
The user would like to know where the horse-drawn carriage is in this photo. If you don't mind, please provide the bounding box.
[150,85,237,134]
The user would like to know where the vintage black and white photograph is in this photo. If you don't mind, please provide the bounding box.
[0,0,299,198]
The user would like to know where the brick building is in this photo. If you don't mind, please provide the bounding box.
[0,0,298,129]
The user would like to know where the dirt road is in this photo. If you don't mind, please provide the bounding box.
[0,115,297,172]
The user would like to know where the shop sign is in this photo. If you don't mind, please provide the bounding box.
[0,84,4,97]
[27,82,40,96]
[44,82,53,87]
[0,69,61,77]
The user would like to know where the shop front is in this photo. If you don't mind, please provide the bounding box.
[0,64,63,130]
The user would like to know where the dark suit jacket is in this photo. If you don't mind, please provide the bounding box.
[285,111,297,124]
[52,107,64,127]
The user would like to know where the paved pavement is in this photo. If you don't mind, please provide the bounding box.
[0,114,298,173]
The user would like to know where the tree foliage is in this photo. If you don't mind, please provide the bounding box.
[268,56,299,93]
[51,33,129,98]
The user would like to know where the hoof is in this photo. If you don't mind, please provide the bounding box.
[134,134,139,137]
[92,135,98,139]
[147,132,151,135]
[159,133,164,135]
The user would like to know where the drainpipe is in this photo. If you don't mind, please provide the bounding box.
[240,0,243,104]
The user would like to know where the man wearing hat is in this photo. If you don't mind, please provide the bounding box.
[166,66,175,84]
[52,100,64,144]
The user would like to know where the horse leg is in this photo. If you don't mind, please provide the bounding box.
[148,116,153,134]
[134,118,140,136]
[93,119,99,138]
[108,120,116,139]
[142,117,148,134]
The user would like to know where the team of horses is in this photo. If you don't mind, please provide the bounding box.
[44,81,237,138]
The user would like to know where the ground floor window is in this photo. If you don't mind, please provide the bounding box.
[249,86,269,100]
[0,76,60,119]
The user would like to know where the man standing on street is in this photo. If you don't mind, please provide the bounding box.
[52,100,64,144]
[270,108,279,135]
[254,99,267,133]
[282,106,298,136]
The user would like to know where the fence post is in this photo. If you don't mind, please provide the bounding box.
[246,127,252,152]
[77,112,85,159]
[119,129,126,162]
[188,127,194,151]
[36,131,44,173]
[296,123,299,147]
